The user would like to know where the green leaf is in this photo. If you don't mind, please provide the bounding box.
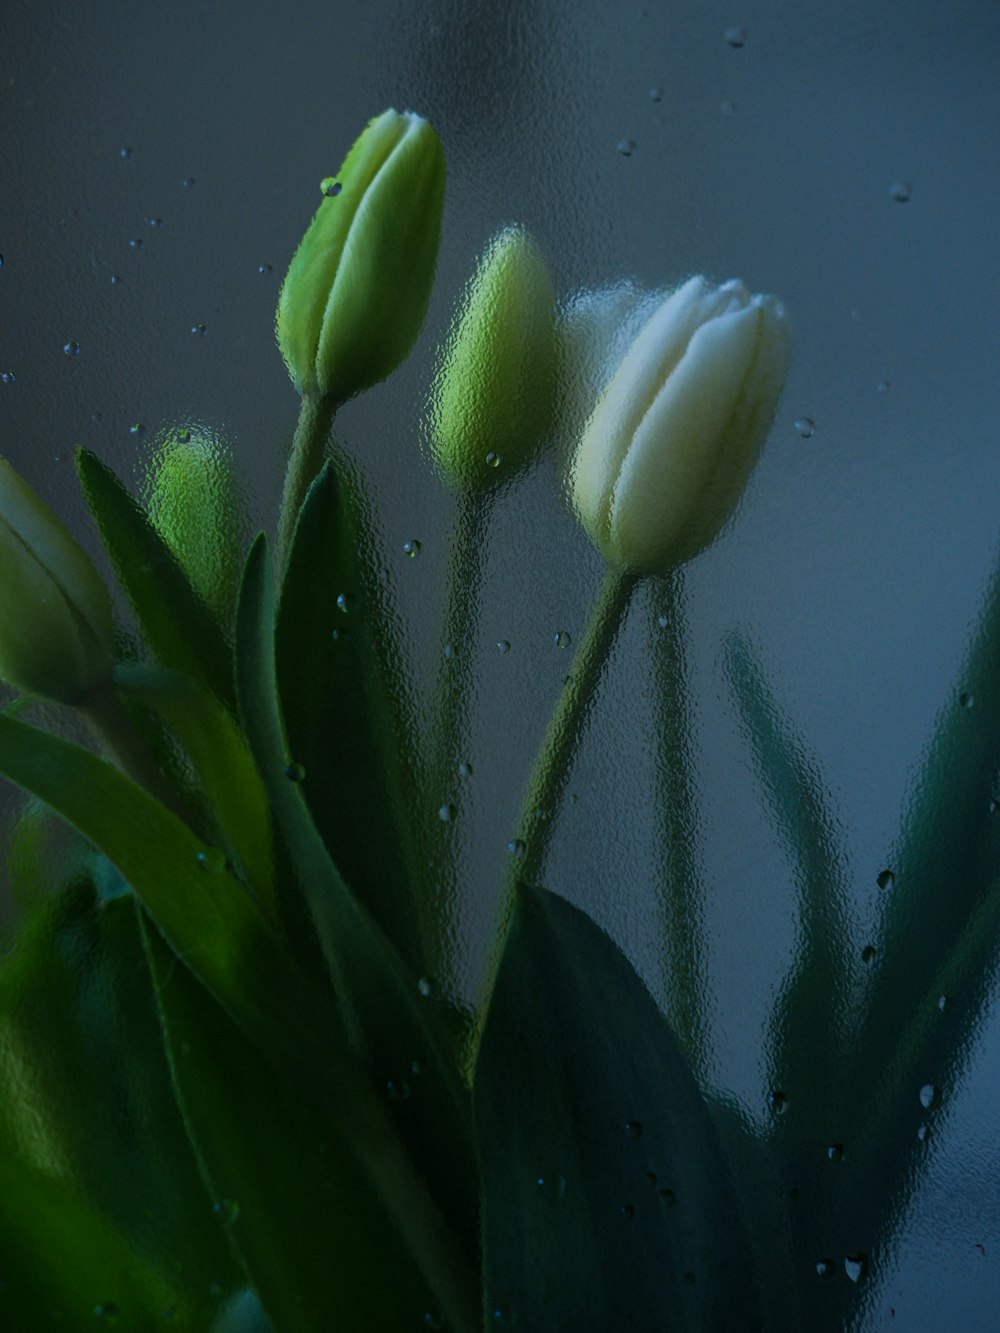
[723,632,851,1125]
[0,884,239,1330]
[237,531,480,1252]
[0,711,480,1330]
[143,920,434,1332]
[475,884,757,1330]
[76,448,236,711]
[114,662,274,917]
[276,462,424,975]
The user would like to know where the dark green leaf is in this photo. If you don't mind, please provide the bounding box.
[0,884,239,1330]
[76,448,235,711]
[143,920,433,1332]
[475,884,757,1330]
[276,462,424,974]
[237,532,480,1253]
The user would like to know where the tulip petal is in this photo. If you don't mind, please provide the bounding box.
[609,303,762,571]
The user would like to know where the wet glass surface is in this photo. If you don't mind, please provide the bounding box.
[2,0,1000,1326]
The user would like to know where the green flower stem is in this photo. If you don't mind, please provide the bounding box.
[652,569,708,1073]
[511,566,637,896]
[424,489,492,986]
[77,678,186,820]
[277,392,338,567]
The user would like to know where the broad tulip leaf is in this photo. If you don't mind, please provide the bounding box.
[0,886,238,1330]
[475,884,757,1330]
[143,920,434,1332]
[77,448,235,711]
[237,532,479,1250]
[275,462,424,976]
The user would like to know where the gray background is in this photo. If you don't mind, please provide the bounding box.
[2,0,999,1326]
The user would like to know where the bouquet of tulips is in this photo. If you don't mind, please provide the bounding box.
[0,109,996,1332]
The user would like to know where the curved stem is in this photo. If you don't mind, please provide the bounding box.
[277,392,338,568]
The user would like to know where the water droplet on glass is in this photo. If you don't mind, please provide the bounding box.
[960,691,974,708]
[648,86,663,102]
[404,539,422,558]
[826,1143,844,1162]
[507,838,526,858]
[537,1173,566,1201]
[95,1304,120,1323]
[917,1123,930,1143]
[720,98,737,115]
[844,1253,867,1283]
[330,627,346,641]
[130,422,146,435]
[815,1259,834,1278]
[890,180,912,203]
[491,1308,510,1325]
[554,630,572,649]
[767,1089,788,1114]
[148,216,164,228]
[258,262,273,274]
[724,25,746,47]
[213,1198,240,1225]
[284,761,306,782]
[657,613,670,629]
[623,1120,643,1139]
[658,1187,676,1206]
[321,177,343,197]
[616,138,636,156]
[119,146,132,159]
[861,944,878,965]
[877,378,891,394]
[458,760,473,778]
[182,177,195,189]
[110,273,122,286]
[196,848,226,874]
[938,994,950,1012]
[1,371,16,384]
[976,1243,987,1257]
[422,1312,443,1329]
[63,341,81,356]
[918,1083,939,1109]
[387,1078,411,1101]
[177,428,191,444]
[990,798,1000,817]
[486,451,501,468]
[794,417,815,439]
[877,868,895,891]
[620,1202,636,1218]
[0,254,4,268]
[129,238,144,250]
[336,592,355,614]
[417,976,434,998]
[190,323,207,336]
[438,803,456,823]
[443,642,457,659]
[496,640,511,654]
[682,1272,696,1287]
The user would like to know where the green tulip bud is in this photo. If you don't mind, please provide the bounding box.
[0,458,115,702]
[571,276,791,573]
[428,225,557,490]
[144,425,247,624]
[276,108,446,403]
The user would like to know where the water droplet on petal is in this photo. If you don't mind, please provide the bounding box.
[794,417,815,438]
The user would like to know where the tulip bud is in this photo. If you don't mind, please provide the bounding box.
[0,458,115,702]
[276,108,446,404]
[428,225,557,490]
[571,276,791,573]
[144,425,247,623]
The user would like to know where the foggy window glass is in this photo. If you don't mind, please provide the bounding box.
[1,1,999,1328]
